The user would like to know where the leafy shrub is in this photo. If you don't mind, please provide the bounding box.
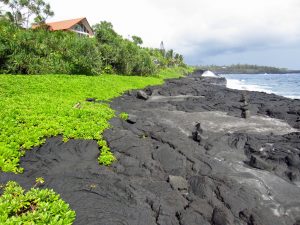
[94,21,159,76]
[133,49,157,76]
[0,181,76,224]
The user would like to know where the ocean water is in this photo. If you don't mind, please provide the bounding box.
[221,74,300,99]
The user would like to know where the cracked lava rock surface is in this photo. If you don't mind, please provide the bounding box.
[1,70,300,225]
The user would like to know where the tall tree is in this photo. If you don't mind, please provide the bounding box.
[174,53,184,65]
[0,0,54,27]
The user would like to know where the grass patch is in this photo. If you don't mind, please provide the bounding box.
[0,67,190,173]
[0,180,75,224]
[155,66,194,79]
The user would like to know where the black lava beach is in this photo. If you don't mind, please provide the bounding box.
[1,70,300,225]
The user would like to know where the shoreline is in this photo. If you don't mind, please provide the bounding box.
[1,70,300,224]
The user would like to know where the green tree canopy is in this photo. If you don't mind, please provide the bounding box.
[132,35,143,45]
[93,21,120,44]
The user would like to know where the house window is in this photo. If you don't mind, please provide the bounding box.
[74,23,88,33]
[71,22,92,37]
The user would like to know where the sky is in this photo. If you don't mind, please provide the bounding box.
[46,0,300,69]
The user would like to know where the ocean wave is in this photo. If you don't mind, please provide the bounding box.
[226,79,272,93]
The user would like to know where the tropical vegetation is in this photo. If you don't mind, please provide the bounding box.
[0,1,185,76]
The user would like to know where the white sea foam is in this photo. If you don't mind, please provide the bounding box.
[202,70,219,77]
[226,79,272,93]
[284,95,300,100]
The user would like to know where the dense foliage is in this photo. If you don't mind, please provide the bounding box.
[0,18,186,76]
[0,67,191,173]
[93,21,156,75]
[0,181,75,224]
[0,19,103,75]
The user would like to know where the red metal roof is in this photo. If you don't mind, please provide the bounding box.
[45,17,86,31]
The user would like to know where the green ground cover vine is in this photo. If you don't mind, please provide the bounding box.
[0,180,76,224]
[119,112,129,120]
[0,67,191,173]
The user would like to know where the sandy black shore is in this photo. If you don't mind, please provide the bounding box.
[1,70,300,225]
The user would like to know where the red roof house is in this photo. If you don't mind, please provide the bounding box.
[33,17,94,37]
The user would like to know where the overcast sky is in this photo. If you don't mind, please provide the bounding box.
[46,0,300,69]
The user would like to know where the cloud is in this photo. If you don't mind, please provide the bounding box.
[146,0,300,58]
[46,0,300,67]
